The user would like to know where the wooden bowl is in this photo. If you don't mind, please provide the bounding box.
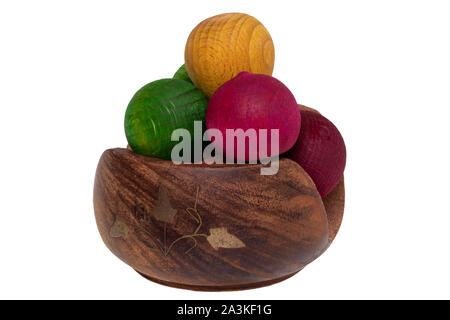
[93,148,344,291]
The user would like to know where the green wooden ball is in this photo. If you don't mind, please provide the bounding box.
[125,79,208,160]
[173,64,193,83]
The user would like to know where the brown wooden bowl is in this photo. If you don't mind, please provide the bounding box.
[93,148,344,291]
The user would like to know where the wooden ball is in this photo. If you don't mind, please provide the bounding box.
[206,72,300,161]
[299,104,319,113]
[94,148,329,291]
[286,111,346,197]
[297,105,345,244]
[124,79,208,160]
[173,64,193,84]
[185,13,275,97]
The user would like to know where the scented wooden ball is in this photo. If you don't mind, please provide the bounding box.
[124,79,208,160]
[297,105,345,240]
[206,72,300,162]
[185,13,275,97]
[286,110,346,197]
[173,64,193,84]
[299,104,319,113]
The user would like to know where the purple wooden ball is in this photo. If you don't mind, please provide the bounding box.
[286,110,346,197]
[206,72,301,162]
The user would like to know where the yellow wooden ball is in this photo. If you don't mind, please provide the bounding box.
[185,13,275,97]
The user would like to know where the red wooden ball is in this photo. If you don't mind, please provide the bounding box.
[286,110,346,197]
[206,72,301,162]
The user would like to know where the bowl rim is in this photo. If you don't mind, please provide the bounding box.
[114,147,289,170]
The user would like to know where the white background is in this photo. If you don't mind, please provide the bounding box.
[1,0,449,299]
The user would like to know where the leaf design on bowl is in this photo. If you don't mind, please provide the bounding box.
[151,186,177,223]
[109,216,129,240]
[207,227,245,250]
[113,185,247,256]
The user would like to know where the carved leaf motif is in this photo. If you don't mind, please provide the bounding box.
[151,186,177,223]
[206,227,245,250]
[109,216,129,240]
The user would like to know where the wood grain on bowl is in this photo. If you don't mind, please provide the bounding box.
[93,148,329,290]
[322,178,345,244]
